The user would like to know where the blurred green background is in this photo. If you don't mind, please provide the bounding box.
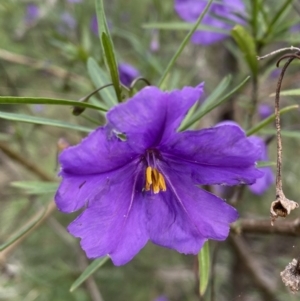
[1,1,300,301]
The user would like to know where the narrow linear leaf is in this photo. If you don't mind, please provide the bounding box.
[113,28,163,74]
[142,22,229,34]
[198,241,210,297]
[87,57,117,108]
[231,25,258,76]
[158,0,214,88]
[70,256,109,292]
[257,161,276,167]
[181,76,249,130]
[95,0,122,102]
[180,75,232,130]
[0,111,93,133]
[260,129,300,139]
[197,75,232,113]
[246,105,299,136]
[0,96,107,112]
[101,33,122,102]
[269,89,300,97]
[11,181,58,195]
[0,207,46,251]
[262,0,293,42]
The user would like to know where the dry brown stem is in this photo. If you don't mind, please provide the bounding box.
[231,218,300,236]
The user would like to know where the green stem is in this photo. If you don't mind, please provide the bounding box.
[251,0,259,40]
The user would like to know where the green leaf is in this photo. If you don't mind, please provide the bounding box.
[198,242,210,297]
[260,129,300,139]
[198,75,232,113]
[113,28,163,74]
[261,0,293,43]
[231,25,258,76]
[101,32,122,102]
[11,181,58,195]
[142,22,228,34]
[180,75,232,130]
[256,161,276,167]
[95,0,122,102]
[181,76,249,131]
[0,207,47,251]
[0,111,93,133]
[70,256,109,292]
[269,89,300,97]
[158,0,214,88]
[87,57,117,108]
[0,96,107,112]
[246,105,299,136]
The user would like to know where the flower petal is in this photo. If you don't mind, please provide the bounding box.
[248,136,274,195]
[174,0,245,45]
[107,84,204,151]
[191,31,228,45]
[67,162,149,266]
[146,161,238,254]
[160,125,262,186]
[55,173,106,213]
[59,127,138,175]
[249,167,274,195]
[118,63,140,87]
[175,0,206,22]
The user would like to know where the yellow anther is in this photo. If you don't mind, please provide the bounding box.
[146,166,152,184]
[151,168,159,183]
[158,173,167,191]
[144,166,166,193]
[145,166,152,191]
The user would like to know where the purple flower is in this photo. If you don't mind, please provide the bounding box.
[24,4,39,26]
[67,0,82,3]
[258,104,273,120]
[150,29,160,52]
[174,0,245,45]
[154,297,168,301]
[270,68,281,79]
[90,15,98,36]
[118,63,140,87]
[290,23,300,33]
[55,84,262,265]
[61,12,77,30]
[216,121,274,195]
[248,136,274,195]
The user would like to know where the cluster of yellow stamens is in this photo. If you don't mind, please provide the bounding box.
[145,166,166,194]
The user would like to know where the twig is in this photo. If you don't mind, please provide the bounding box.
[0,142,56,263]
[257,46,300,60]
[0,141,54,181]
[231,218,300,236]
[269,53,299,224]
[0,49,87,84]
[229,234,278,301]
[0,200,56,265]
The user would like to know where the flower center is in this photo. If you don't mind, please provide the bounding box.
[145,166,166,194]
